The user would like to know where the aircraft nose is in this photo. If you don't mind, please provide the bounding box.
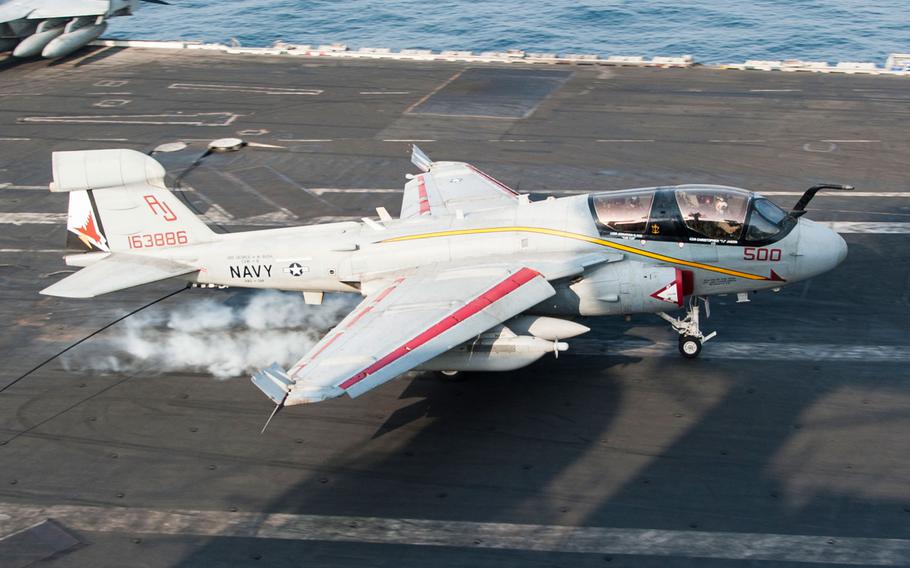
[796,219,848,279]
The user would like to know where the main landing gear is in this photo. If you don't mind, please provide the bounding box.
[657,297,717,359]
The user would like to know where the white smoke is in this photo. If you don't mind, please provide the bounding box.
[63,290,358,379]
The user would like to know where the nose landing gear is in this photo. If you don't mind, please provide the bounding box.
[658,297,717,359]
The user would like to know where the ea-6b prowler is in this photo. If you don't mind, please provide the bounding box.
[41,146,849,423]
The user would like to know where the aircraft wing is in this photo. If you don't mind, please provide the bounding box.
[0,0,111,21]
[0,0,30,23]
[251,264,555,410]
[400,145,520,218]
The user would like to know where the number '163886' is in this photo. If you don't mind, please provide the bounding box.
[128,231,188,249]
[743,247,781,261]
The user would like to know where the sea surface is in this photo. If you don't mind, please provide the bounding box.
[108,1,910,65]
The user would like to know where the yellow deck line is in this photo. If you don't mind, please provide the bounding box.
[381,226,770,281]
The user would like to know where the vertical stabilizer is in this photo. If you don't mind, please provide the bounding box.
[52,149,216,253]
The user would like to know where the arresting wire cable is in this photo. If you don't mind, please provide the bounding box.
[0,284,190,396]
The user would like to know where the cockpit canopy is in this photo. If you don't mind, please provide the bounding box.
[590,185,794,244]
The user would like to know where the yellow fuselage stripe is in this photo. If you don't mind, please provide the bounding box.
[381,226,770,281]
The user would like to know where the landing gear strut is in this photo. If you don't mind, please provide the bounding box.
[658,297,717,359]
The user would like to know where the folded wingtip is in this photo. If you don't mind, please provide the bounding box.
[410,145,433,172]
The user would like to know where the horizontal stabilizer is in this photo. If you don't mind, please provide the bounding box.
[50,149,167,193]
[251,363,294,405]
[40,254,196,298]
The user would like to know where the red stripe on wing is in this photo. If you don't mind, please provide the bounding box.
[338,268,540,390]
[417,175,431,215]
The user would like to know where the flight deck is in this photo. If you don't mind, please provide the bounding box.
[0,45,909,567]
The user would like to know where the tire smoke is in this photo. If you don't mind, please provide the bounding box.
[62,290,358,379]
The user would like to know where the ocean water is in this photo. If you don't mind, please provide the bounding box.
[107,1,910,65]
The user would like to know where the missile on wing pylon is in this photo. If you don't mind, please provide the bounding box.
[42,21,107,59]
[417,335,570,373]
[13,26,66,58]
[504,315,591,341]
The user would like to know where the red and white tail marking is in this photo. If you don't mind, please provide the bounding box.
[67,190,109,251]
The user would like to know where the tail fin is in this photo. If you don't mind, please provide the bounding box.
[52,149,216,253]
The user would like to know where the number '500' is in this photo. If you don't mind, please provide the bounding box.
[743,247,781,261]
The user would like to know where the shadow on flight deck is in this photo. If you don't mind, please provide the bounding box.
[171,240,910,567]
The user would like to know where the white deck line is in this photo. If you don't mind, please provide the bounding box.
[0,502,908,565]
[574,340,910,362]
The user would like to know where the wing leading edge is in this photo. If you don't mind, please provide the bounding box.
[251,265,555,411]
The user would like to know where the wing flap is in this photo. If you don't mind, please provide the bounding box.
[40,254,196,298]
[260,265,555,406]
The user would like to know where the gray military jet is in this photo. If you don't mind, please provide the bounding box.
[0,0,167,59]
[40,146,848,423]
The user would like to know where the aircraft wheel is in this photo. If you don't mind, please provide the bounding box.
[436,370,465,382]
[679,336,702,359]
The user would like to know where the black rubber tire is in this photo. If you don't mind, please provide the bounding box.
[435,370,465,382]
[679,336,702,359]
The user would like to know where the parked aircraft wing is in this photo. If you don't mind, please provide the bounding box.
[40,254,197,298]
[0,0,110,21]
[0,1,32,23]
[252,264,555,409]
[401,145,520,218]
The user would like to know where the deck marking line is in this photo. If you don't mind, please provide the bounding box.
[20,113,241,127]
[403,69,466,115]
[169,83,323,96]
[821,221,910,234]
[760,192,909,198]
[574,339,910,362]
[0,248,67,253]
[0,185,48,191]
[0,213,66,224]
[0,502,907,565]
